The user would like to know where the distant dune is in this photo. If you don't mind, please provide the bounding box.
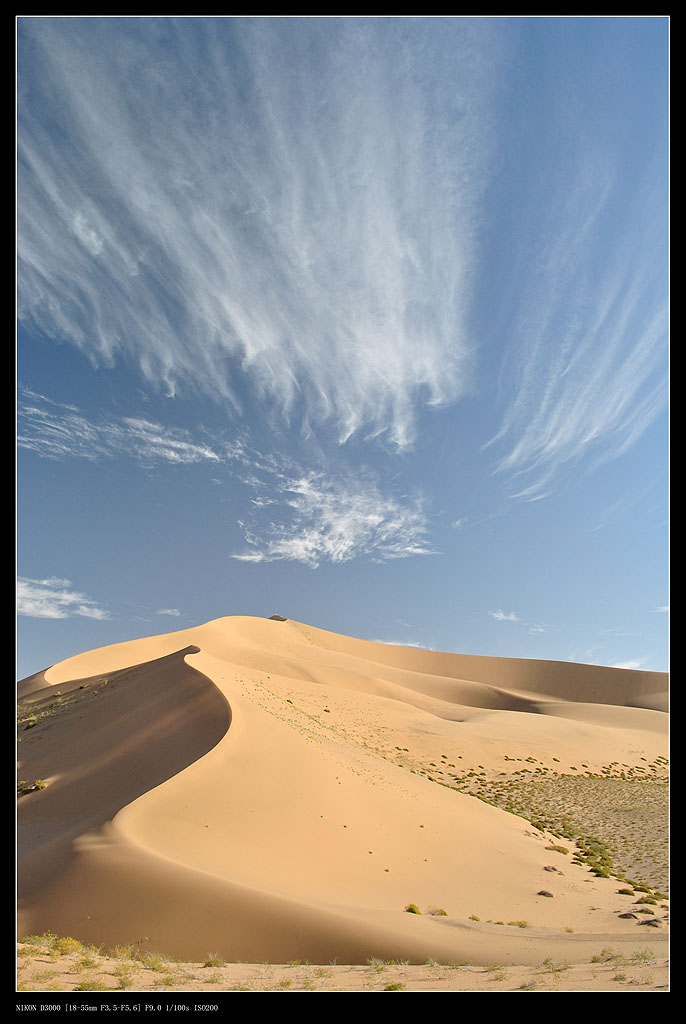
[17,616,668,968]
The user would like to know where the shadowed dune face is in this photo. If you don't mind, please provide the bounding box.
[18,647,231,907]
[17,617,668,966]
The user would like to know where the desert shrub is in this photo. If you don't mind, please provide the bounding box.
[153,975,177,988]
[139,953,169,972]
[17,779,47,795]
[202,955,226,968]
[591,948,620,963]
[630,948,655,963]
[404,903,421,914]
[113,964,134,989]
[109,944,134,960]
[54,937,84,955]
[541,958,570,973]
[20,933,57,950]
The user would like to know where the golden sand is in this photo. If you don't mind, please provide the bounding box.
[17,616,668,986]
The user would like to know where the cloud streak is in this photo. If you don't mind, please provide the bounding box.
[19,389,436,569]
[485,113,667,499]
[18,389,224,465]
[18,18,501,448]
[17,576,111,620]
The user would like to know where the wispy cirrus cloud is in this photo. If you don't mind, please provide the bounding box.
[19,389,436,569]
[18,388,224,465]
[17,576,111,620]
[484,88,667,500]
[233,470,436,568]
[18,18,502,449]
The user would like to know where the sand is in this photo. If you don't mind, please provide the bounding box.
[17,615,669,991]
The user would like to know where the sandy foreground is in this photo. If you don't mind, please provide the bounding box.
[17,615,669,993]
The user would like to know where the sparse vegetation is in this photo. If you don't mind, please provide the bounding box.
[16,937,666,992]
[541,958,570,974]
[17,779,47,796]
[591,948,621,964]
[630,948,656,964]
[203,955,226,968]
[420,761,668,893]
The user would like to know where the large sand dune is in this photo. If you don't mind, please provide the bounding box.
[17,616,668,968]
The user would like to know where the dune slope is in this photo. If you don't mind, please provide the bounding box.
[17,616,668,966]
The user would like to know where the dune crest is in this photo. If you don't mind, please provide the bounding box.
[18,616,668,965]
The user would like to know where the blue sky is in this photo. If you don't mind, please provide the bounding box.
[17,16,669,680]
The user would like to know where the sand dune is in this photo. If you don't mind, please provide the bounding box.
[17,616,668,971]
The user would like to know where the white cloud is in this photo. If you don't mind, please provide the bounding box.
[18,389,223,466]
[233,470,436,568]
[17,18,502,449]
[484,107,667,500]
[19,390,435,569]
[489,609,520,622]
[610,659,644,670]
[17,576,111,620]
[157,608,181,617]
[654,605,669,614]
[369,638,433,650]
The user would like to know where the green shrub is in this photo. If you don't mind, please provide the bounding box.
[404,903,421,914]
[54,937,84,955]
